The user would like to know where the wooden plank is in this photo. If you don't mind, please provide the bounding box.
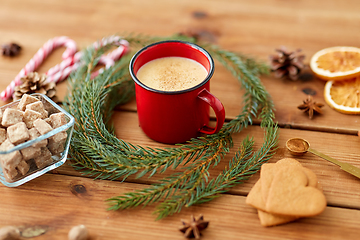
[119,61,360,134]
[54,111,360,210]
[0,0,359,239]
[0,173,359,240]
[0,0,359,132]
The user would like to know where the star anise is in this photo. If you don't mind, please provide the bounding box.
[297,95,324,119]
[2,42,22,57]
[179,215,209,239]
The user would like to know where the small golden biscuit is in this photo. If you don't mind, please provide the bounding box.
[245,179,267,212]
[246,158,326,227]
[247,179,299,227]
[247,160,313,213]
[276,158,303,166]
[302,167,318,188]
[266,166,327,217]
[257,210,298,227]
[259,163,276,203]
[260,158,303,202]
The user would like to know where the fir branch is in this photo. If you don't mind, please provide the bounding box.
[63,34,279,220]
[107,135,231,211]
[187,124,278,206]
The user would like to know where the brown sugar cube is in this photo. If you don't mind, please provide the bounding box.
[28,128,48,148]
[34,147,53,169]
[48,139,66,154]
[3,167,19,182]
[51,131,67,143]
[48,141,65,154]
[20,146,42,161]
[16,160,30,175]
[1,108,23,127]
[7,122,29,145]
[49,112,67,128]
[48,131,67,154]
[0,128,6,144]
[44,118,52,126]
[0,139,23,170]
[26,101,48,119]
[23,109,42,128]
[33,119,53,135]
[18,94,40,111]
[0,109,3,126]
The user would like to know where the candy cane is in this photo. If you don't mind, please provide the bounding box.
[45,51,82,84]
[90,38,129,78]
[1,35,129,101]
[0,36,77,101]
[45,36,129,83]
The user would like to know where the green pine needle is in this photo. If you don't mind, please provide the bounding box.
[63,34,278,220]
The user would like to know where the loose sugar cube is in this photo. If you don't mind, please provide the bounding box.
[0,128,6,144]
[26,101,48,119]
[33,119,53,135]
[3,167,19,182]
[51,131,67,143]
[16,160,30,175]
[48,139,66,154]
[28,128,48,148]
[18,94,40,111]
[48,131,67,154]
[34,147,53,169]
[0,139,23,169]
[0,110,3,126]
[20,146,42,161]
[49,112,67,128]
[23,109,42,128]
[7,122,29,144]
[1,108,23,127]
[48,141,65,154]
[44,118,52,126]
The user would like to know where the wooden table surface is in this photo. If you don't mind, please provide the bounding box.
[1,0,360,239]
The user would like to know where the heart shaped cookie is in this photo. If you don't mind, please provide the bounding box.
[266,166,327,217]
[260,158,303,202]
[246,179,266,211]
[257,209,298,227]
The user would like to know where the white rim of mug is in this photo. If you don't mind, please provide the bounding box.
[129,40,215,95]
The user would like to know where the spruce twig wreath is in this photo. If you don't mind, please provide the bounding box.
[63,34,279,220]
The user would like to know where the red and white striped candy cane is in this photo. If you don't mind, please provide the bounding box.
[0,36,77,101]
[45,35,129,82]
[91,37,129,78]
[44,51,82,84]
[1,35,129,101]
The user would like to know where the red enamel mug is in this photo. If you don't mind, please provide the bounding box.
[129,40,225,144]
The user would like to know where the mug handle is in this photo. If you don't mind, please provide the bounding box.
[197,89,225,135]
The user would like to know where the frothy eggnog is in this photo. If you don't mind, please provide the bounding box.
[136,57,208,91]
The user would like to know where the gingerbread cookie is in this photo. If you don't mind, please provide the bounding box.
[246,158,326,227]
[257,209,298,227]
[266,166,326,217]
[260,158,303,202]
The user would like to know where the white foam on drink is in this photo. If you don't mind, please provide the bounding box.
[136,57,208,91]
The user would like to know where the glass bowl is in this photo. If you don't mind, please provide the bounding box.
[0,93,74,187]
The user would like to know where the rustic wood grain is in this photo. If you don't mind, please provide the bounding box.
[1,0,360,239]
[54,111,360,211]
[1,0,360,132]
[1,174,359,240]
[110,112,360,210]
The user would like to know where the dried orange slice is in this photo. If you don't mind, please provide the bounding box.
[310,46,360,81]
[324,77,360,114]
